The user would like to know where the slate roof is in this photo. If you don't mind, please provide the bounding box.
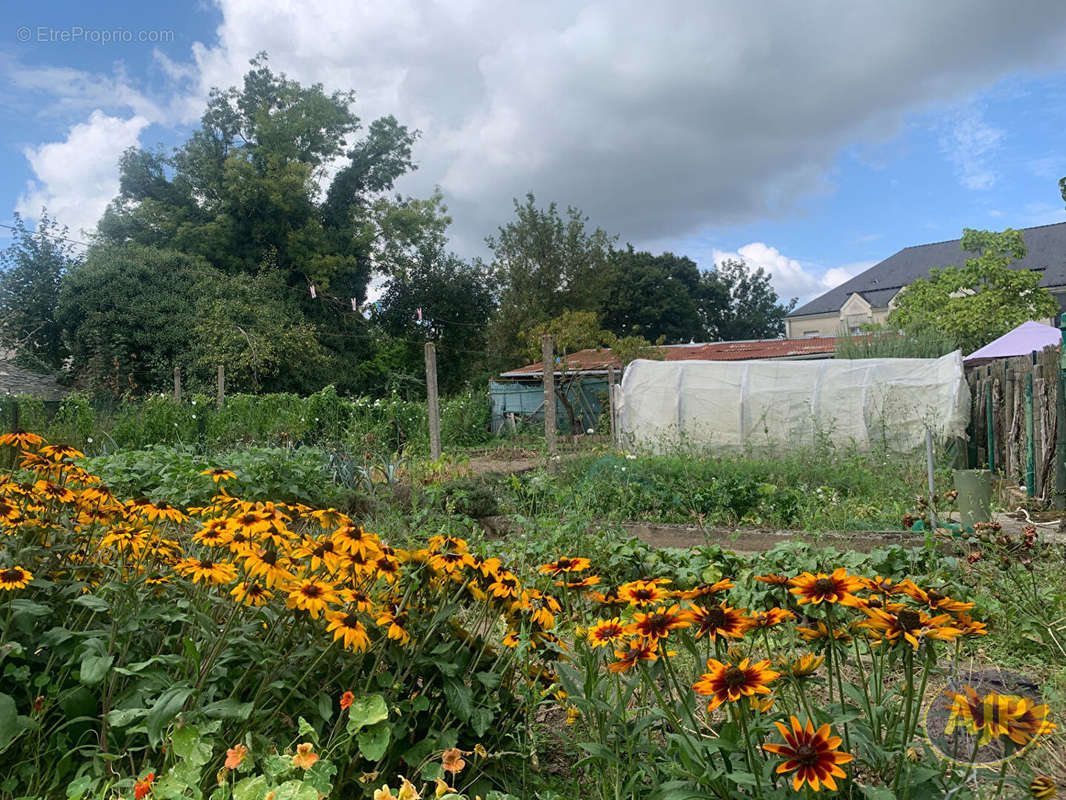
[501,337,838,377]
[0,361,68,401]
[789,221,1066,318]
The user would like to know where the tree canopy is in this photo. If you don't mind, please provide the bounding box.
[887,228,1060,352]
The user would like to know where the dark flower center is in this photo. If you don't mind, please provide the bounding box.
[199,560,214,570]
[302,585,324,599]
[927,589,945,604]
[795,743,818,765]
[724,666,747,688]
[343,613,360,628]
[1,568,22,583]
[644,613,669,635]
[898,609,922,631]
[813,578,836,595]
[262,550,279,566]
[705,607,728,628]
[556,558,573,569]
[868,596,883,609]
[634,588,654,600]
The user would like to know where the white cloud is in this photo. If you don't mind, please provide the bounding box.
[940,105,1004,190]
[711,242,871,302]
[16,111,149,237]
[11,0,1066,249]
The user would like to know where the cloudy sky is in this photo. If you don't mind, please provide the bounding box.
[4,0,1066,305]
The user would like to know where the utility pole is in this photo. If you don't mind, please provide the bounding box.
[173,367,182,403]
[542,335,556,457]
[425,342,442,461]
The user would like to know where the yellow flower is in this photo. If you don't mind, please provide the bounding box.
[396,777,421,800]
[0,565,33,590]
[286,579,338,618]
[174,558,238,585]
[326,610,371,652]
[230,581,273,607]
[201,468,237,483]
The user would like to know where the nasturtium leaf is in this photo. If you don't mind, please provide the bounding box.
[303,759,336,795]
[172,725,213,767]
[271,781,318,800]
[345,694,388,734]
[233,775,268,800]
[297,716,317,744]
[356,721,391,762]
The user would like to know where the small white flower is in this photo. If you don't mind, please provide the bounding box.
[87,437,93,443]
[586,427,594,434]
[191,414,197,419]
[625,454,637,460]
[620,466,626,472]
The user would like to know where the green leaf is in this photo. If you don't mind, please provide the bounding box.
[72,594,110,613]
[200,698,255,721]
[471,707,493,737]
[316,692,332,723]
[10,599,52,618]
[303,759,336,795]
[233,776,268,800]
[145,686,193,746]
[172,725,212,767]
[79,653,113,686]
[357,721,391,762]
[858,785,898,800]
[271,781,318,800]
[345,694,388,734]
[66,775,93,800]
[0,692,17,750]
[106,707,147,728]
[443,679,472,721]
[297,716,317,744]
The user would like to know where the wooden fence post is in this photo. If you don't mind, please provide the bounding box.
[217,365,225,408]
[424,342,442,461]
[1026,370,1035,497]
[173,367,182,403]
[985,372,994,472]
[542,335,556,457]
[607,365,617,448]
[1055,314,1066,509]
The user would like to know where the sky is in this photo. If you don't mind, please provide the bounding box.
[3,0,1066,307]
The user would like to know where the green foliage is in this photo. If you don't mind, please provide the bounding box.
[699,258,796,341]
[600,248,703,342]
[486,194,617,364]
[0,211,77,371]
[834,325,958,359]
[81,445,337,506]
[887,228,1060,352]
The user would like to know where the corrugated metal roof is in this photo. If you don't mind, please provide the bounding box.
[500,337,838,377]
[789,221,1066,318]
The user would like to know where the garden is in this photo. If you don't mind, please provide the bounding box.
[0,391,1064,800]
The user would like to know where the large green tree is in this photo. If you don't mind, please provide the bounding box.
[887,228,1060,352]
[93,54,420,393]
[0,212,80,371]
[600,248,703,342]
[485,194,616,363]
[698,259,796,341]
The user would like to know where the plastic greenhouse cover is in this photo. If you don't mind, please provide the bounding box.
[615,352,970,454]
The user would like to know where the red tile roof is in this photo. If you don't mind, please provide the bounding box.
[501,337,839,376]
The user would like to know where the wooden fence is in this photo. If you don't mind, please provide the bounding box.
[966,344,1062,501]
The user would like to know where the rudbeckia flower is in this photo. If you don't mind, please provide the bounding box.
[326,610,371,652]
[693,657,779,711]
[763,716,853,792]
[0,565,33,590]
[789,568,863,605]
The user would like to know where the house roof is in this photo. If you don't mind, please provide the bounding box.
[789,221,1066,318]
[500,337,838,377]
[0,361,67,401]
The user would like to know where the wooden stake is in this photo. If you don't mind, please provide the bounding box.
[173,366,182,403]
[542,335,556,457]
[607,365,617,448]
[425,341,442,461]
[217,365,225,408]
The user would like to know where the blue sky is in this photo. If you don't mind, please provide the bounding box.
[3,1,1066,306]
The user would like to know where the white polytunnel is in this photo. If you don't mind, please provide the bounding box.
[614,352,971,453]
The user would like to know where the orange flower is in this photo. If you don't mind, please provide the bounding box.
[133,773,155,800]
[629,604,690,641]
[292,742,319,770]
[607,639,660,672]
[693,657,779,711]
[340,691,355,710]
[763,716,853,792]
[225,744,248,769]
[538,556,591,576]
[618,579,671,607]
[441,747,467,774]
[682,602,752,640]
[587,618,628,648]
[789,568,863,605]
[753,573,790,586]
[750,608,796,628]
[674,578,735,600]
